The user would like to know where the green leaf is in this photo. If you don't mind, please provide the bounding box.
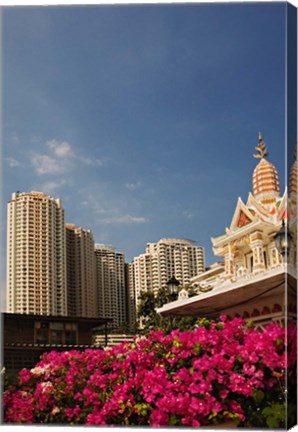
[173,338,182,348]
[245,321,254,328]
[262,403,286,428]
[169,414,179,426]
[274,338,284,348]
[208,412,218,420]
[253,389,265,404]
[193,342,201,353]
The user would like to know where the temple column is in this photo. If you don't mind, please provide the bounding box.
[250,231,266,274]
[224,243,235,279]
[234,250,246,275]
[268,241,282,268]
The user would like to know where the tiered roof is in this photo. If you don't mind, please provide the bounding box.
[252,133,280,202]
[212,133,287,253]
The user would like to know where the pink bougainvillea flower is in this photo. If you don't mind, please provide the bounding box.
[3,317,295,427]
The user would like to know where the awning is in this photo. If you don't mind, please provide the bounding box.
[157,265,296,317]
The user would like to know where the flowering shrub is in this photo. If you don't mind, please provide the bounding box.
[3,317,296,427]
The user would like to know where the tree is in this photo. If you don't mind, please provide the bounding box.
[138,291,156,325]
[137,286,199,335]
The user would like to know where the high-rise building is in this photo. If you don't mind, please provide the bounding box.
[133,238,205,310]
[6,191,67,315]
[66,224,97,317]
[125,262,137,331]
[95,244,126,329]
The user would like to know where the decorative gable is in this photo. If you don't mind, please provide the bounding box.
[237,210,252,228]
[229,197,256,232]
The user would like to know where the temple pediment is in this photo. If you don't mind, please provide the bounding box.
[229,197,256,232]
[237,210,253,228]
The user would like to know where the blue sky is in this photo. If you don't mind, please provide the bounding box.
[2,3,287,274]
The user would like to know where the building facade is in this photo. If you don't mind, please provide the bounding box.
[7,191,67,315]
[66,224,97,317]
[189,262,225,294]
[3,312,112,376]
[133,238,205,310]
[125,262,137,331]
[95,244,127,329]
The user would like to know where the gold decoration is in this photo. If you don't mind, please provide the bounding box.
[230,242,237,253]
[244,236,251,246]
[253,132,268,159]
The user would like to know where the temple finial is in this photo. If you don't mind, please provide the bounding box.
[253,132,268,158]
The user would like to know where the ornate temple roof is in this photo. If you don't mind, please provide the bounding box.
[157,133,296,323]
[211,133,286,252]
[252,158,280,201]
[252,133,280,202]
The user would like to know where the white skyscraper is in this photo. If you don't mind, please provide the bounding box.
[95,244,126,329]
[133,238,205,310]
[66,224,97,317]
[6,191,67,315]
[125,262,137,331]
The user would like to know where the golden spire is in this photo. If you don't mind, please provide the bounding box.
[253,132,268,158]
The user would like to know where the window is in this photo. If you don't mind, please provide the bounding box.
[50,329,63,344]
[35,322,49,344]
[65,330,77,344]
[34,321,78,345]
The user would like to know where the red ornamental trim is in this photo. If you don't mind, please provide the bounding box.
[237,211,252,228]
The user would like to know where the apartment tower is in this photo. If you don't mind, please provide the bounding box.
[66,224,97,317]
[95,244,126,329]
[6,191,67,315]
[133,238,205,309]
[125,262,137,331]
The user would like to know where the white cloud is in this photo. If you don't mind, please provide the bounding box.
[95,208,107,215]
[30,135,41,144]
[125,181,142,191]
[10,132,20,145]
[39,180,69,194]
[27,138,105,180]
[31,154,68,175]
[103,214,149,225]
[79,156,103,167]
[183,210,194,219]
[77,186,150,227]
[46,140,73,157]
[5,157,22,168]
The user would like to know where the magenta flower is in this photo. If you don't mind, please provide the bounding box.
[3,318,295,427]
